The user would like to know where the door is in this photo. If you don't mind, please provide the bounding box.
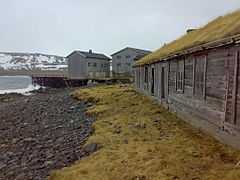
[225,50,239,126]
[161,66,168,101]
[151,68,155,94]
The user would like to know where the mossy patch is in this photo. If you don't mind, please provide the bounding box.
[135,10,240,66]
[50,84,240,180]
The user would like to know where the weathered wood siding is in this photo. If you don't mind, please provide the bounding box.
[135,43,240,148]
[112,49,140,78]
[224,45,240,129]
[68,53,86,79]
[68,52,110,79]
[86,58,110,78]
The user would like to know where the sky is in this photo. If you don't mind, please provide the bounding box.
[0,0,239,57]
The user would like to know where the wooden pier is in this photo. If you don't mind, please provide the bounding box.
[0,70,133,88]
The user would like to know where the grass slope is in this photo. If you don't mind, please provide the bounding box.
[135,10,240,66]
[50,84,240,180]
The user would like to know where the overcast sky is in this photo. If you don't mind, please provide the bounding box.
[0,0,239,57]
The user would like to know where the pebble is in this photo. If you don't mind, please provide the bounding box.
[0,88,96,180]
[134,123,147,129]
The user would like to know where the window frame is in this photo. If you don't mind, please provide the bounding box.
[116,63,121,67]
[126,55,131,59]
[176,60,184,92]
[193,56,207,98]
[93,63,97,67]
[116,55,121,59]
[88,62,91,67]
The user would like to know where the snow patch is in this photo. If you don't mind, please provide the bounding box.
[0,84,42,95]
[0,52,67,71]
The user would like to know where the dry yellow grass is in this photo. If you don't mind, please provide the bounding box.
[49,84,240,180]
[134,10,240,66]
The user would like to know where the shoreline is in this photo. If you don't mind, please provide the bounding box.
[0,87,96,180]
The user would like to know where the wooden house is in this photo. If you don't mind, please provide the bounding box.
[134,11,240,149]
[111,47,151,78]
[67,50,111,79]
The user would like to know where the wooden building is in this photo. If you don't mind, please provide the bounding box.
[67,50,111,79]
[111,47,151,78]
[134,11,240,149]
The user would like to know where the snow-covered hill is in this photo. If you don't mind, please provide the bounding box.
[0,52,68,71]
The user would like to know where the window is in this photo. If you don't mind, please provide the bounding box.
[104,63,108,67]
[88,62,91,67]
[176,61,184,91]
[93,63,97,67]
[126,63,131,66]
[117,56,121,59]
[194,58,205,96]
[117,63,121,67]
[126,55,131,59]
[101,63,104,68]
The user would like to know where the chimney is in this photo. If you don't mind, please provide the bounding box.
[89,50,93,53]
[186,29,196,34]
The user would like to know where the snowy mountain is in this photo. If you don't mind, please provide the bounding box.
[0,52,68,71]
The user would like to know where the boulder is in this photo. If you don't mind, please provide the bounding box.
[84,142,98,155]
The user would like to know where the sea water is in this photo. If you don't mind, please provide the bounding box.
[0,76,41,95]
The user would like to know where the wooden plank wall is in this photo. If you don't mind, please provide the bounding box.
[169,60,177,94]
[165,46,238,128]
[136,44,240,133]
[224,45,239,126]
[237,49,240,126]
[231,45,240,126]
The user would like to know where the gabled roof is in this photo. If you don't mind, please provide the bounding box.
[67,51,111,60]
[134,10,240,66]
[111,47,152,56]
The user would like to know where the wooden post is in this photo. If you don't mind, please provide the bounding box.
[203,54,208,99]
[224,72,230,123]
[232,51,239,124]
[175,70,177,91]
[193,58,196,95]
[168,61,170,95]
[183,57,185,93]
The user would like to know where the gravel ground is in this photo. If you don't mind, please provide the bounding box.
[0,88,96,180]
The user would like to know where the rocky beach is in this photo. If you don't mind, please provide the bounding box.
[0,87,96,180]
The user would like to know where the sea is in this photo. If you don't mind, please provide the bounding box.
[0,76,41,95]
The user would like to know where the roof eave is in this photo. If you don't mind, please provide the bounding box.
[134,33,240,67]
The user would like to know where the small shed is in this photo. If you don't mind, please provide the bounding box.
[67,50,111,79]
[134,10,240,149]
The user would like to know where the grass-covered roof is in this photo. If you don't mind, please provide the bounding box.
[134,10,240,66]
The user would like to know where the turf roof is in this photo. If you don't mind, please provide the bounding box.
[134,10,240,66]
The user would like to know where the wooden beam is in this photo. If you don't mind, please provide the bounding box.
[232,51,239,124]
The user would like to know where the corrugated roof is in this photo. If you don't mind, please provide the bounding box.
[134,10,240,66]
[111,47,152,56]
[77,51,111,60]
